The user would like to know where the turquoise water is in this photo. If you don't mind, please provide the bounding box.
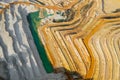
[27,11,54,73]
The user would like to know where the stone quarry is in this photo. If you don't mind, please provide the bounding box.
[0,0,120,80]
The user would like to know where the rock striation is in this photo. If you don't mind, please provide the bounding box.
[0,0,120,80]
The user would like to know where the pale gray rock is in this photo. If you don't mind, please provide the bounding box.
[0,3,67,80]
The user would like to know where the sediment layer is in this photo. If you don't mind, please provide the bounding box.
[0,0,120,80]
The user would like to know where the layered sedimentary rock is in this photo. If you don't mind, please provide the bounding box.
[0,1,67,80]
[0,0,120,80]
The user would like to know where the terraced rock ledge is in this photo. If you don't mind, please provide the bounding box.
[0,0,120,80]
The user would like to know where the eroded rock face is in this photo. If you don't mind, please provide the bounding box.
[0,0,120,80]
[0,4,46,80]
[0,2,67,80]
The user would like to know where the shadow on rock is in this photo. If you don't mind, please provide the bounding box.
[54,67,93,80]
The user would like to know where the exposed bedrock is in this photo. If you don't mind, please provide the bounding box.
[0,0,120,80]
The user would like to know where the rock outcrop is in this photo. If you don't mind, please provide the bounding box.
[0,0,120,80]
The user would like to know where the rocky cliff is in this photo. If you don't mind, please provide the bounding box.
[0,0,120,80]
